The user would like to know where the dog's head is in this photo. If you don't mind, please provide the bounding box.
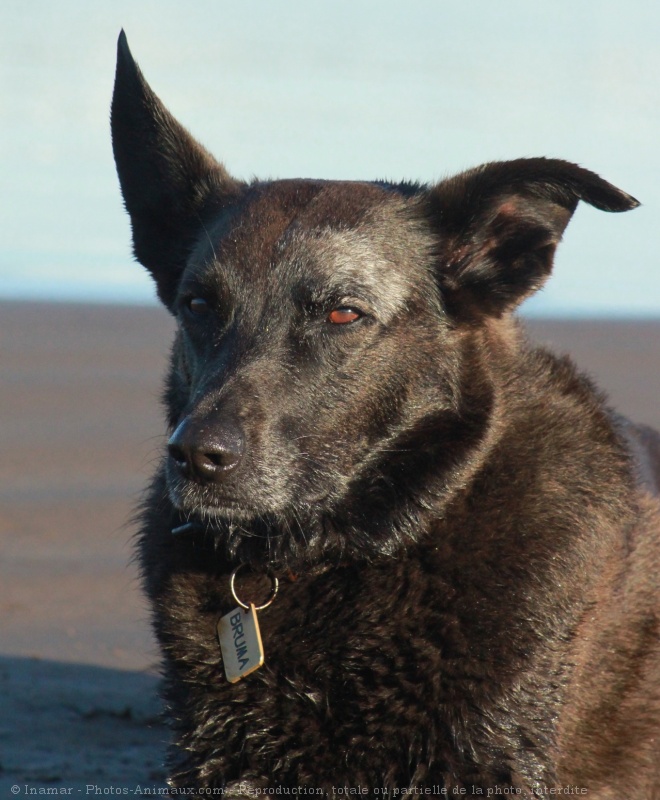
[112,32,638,568]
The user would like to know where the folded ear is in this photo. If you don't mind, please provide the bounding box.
[425,158,639,322]
[111,31,242,307]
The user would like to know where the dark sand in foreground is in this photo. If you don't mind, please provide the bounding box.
[1,301,659,791]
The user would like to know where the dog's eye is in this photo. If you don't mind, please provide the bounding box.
[185,297,210,317]
[327,307,362,325]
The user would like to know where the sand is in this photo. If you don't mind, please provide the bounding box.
[1,300,658,792]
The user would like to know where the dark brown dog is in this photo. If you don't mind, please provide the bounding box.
[111,31,660,797]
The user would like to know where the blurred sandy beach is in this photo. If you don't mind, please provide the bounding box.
[1,300,658,792]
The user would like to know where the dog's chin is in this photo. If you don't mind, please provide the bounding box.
[166,469,335,523]
[166,461,279,512]
[165,479,339,570]
[168,486,271,525]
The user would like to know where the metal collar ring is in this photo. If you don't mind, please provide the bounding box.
[230,564,279,611]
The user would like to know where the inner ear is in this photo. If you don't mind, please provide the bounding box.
[437,193,572,320]
[425,158,639,323]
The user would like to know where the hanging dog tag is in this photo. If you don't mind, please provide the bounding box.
[217,566,279,683]
[217,603,264,683]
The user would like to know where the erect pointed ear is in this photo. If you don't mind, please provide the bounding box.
[424,158,639,322]
[111,31,243,308]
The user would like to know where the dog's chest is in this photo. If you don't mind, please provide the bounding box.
[163,552,554,786]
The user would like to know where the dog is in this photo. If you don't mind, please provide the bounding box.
[111,31,660,796]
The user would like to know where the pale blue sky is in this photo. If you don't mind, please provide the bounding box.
[1,1,659,315]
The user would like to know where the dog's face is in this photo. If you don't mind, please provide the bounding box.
[163,181,451,520]
[112,32,637,567]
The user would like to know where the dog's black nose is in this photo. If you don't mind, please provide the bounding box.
[168,417,245,483]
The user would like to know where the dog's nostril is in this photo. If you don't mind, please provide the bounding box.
[203,449,241,470]
[191,438,243,479]
[167,442,188,467]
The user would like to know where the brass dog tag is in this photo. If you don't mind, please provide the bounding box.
[217,603,265,683]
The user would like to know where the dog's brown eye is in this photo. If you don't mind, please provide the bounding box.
[187,297,210,316]
[327,307,362,324]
